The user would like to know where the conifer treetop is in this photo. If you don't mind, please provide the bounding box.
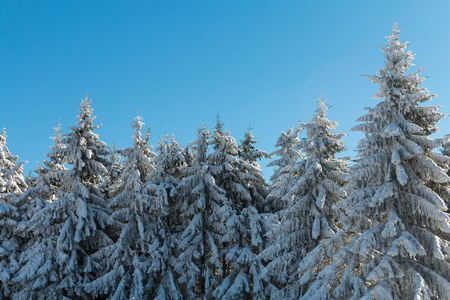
[37,119,66,175]
[240,125,271,165]
[299,97,346,161]
[0,128,27,198]
[62,95,110,185]
[77,94,97,128]
[362,24,443,135]
[192,123,211,166]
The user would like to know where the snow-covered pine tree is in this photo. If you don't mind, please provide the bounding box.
[141,134,186,299]
[239,126,271,213]
[182,142,194,171]
[84,113,156,299]
[213,113,225,151]
[0,128,28,299]
[12,96,113,299]
[266,126,304,212]
[14,120,66,226]
[35,120,66,179]
[208,124,267,300]
[239,126,271,166]
[259,98,348,299]
[176,124,227,299]
[9,120,68,297]
[298,24,450,300]
[104,141,123,200]
[0,128,27,200]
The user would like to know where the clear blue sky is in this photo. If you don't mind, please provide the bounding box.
[1,1,450,178]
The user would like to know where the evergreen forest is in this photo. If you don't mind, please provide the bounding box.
[1,25,450,300]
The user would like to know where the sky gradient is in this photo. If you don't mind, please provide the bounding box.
[1,1,450,178]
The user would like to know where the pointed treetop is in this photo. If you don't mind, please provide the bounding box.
[313,95,328,119]
[213,112,225,150]
[0,128,9,162]
[77,94,95,126]
[215,111,224,135]
[132,112,145,145]
[243,124,254,140]
[50,119,63,144]
[0,127,6,146]
[378,23,413,80]
[192,123,211,164]
[388,23,400,42]
[240,125,270,164]
[111,140,117,154]
[54,119,62,134]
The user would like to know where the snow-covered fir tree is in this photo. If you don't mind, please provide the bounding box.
[239,127,271,213]
[0,128,28,299]
[14,120,66,227]
[85,113,157,299]
[0,128,27,200]
[8,120,68,297]
[176,124,227,299]
[35,120,66,179]
[259,98,348,299]
[266,126,303,211]
[213,113,225,151]
[298,25,450,300]
[104,141,123,201]
[141,133,186,299]
[12,96,113,299]
[208,123,267,300]
[239,126,270,166]
[182,142,194,171]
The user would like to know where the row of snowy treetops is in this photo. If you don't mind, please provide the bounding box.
[1,24,450,300]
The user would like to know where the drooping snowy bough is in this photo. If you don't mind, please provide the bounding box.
[299,24,450,300]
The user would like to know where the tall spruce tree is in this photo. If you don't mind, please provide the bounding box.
[176,124,227,299]
[85,113,157,299]
[12,96,113,299]
[0,128,27,199]
[259,98,348,299]
[209,124,267,300]
[182,142,194,171]
[298,25,450,299]
[239,126,270,166]
[0,128,27,299]
[35,120,66,178]
[142,134,186,299]
[14,120,66,227]
[266,127,303,212]
[239,127,271,213]
[9,121,68,297]
[105,141,123,201]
